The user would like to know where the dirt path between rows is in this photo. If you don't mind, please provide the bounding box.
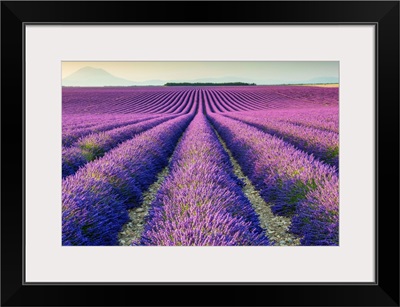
[118,165,170,246]
[118,119,301,246]
[213,126,301,246]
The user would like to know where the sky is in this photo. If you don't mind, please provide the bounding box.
[62,61,339,86]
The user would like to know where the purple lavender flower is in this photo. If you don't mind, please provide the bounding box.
[225,112,339,169]
[207,113,338,245]
[62,115,177,178]
[62,113,194,245]
[140,111,268,246]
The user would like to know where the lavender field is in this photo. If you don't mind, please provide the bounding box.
[62,85,339,246]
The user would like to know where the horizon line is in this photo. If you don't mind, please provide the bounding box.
[62,82,340,87]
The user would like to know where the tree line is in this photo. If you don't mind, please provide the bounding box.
[164,82,257,86]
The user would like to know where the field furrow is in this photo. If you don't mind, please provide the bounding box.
[207,112,338,245]
[212,125,301,246]
[62,115,178,178]
[225,113,339,169]
[62,114,161,147]
[139,110,269,246]
[62,113,195,245]
[62,83,339,247]
[236,107,339,133]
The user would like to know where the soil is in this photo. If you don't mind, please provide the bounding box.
[214,128,302,246]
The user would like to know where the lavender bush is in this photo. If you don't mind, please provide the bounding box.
[62,115,177,177]
[226,112,339,169]
[62,114,160,147]
[207,113,338,245]
[140,112,269,246]
[62,114,194,245]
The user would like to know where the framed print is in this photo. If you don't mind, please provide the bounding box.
[1,1,399,306]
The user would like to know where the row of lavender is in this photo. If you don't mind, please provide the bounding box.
[62,111,272,245]
[62,114,194,245]
[63,86,338,115]
[63,88,199,114]
[63,114,160,146]
[62,93,196,178]
[107,106,338,245]
[62,115,178,177]
[225,111,339,169]
[140,109,268,246]
[62,86,339,246]
[248,107,339,133]
[206,108,339,245]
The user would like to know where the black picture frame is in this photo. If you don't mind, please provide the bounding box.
[1,1,399,306]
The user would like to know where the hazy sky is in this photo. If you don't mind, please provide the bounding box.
[62,61,339,85]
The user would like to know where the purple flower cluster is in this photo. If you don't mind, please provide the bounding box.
[226,112,339,169]
[63,86,338,115]
[199,86,338,112]
[62,114,193,245]
[139,112,269,246]
[290,176,339,245]
[208,113,338,245]
[203,87,313,112]
[63,113,148,129]
[272,85,338,106]
[62,86,339,246]
[62,115,177,178]
[62,114,160,147]
[63,87,198,115]
[283,109,338,133]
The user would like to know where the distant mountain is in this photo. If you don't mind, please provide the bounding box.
[63,67,135,87]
